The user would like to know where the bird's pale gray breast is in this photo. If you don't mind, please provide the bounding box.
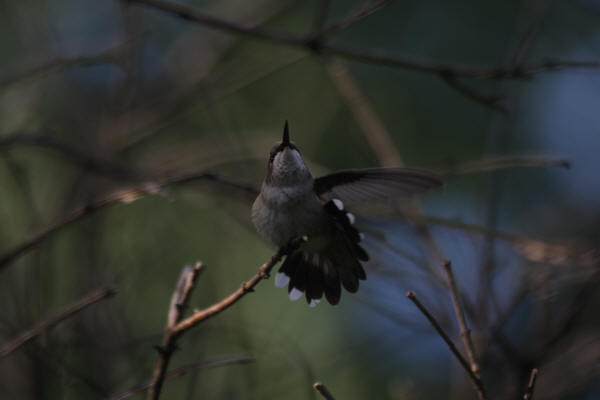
[251,181,326,247]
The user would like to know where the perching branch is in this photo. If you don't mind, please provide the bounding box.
[107,355,254,400]
[171,243,294,334]
[314,382,336,400]
[147,244,293,399]
[0,286,116,359]
[406,291,486,400]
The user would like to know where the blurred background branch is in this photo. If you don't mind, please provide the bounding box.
[126,0,600,111]
[314,381,337,400]
[0,286,116,359]
[407,291,486,399]
[108,355,254,400]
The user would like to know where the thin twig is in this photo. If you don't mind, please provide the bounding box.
[0,286,116,359]
[325,43,600,79]
[324,57,403,166]
[321,49,487,374]
[536,269,600,362]
[440,155,570,177]
[523,368,538,400]
[321,0,394,36]
[148,262,204,400]
[442,261,481,378]
[125,0,306,46]
[125,0,600,80]
[0,172,258,272]
[406,291,486,399]
[440,74,509,113]
[0,42,129,90]
[167,263,204,328]
[0,132,141,179]
[314,382,336,400]
[310,0,331,37]
[511,0,550,67]
[107,355,253,400]
[0,184,163,271]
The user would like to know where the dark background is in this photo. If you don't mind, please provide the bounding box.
[1,0,599,399]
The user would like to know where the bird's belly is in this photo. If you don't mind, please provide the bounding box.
[252,195,326,248]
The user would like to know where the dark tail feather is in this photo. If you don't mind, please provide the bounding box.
[276,247,366,306]
[306,260,324,303]
[322,262,341,305]
[274,198,369,306]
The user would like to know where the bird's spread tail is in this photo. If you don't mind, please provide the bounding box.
[275,199,368,306]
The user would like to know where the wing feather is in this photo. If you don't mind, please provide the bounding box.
[314,168,442,205]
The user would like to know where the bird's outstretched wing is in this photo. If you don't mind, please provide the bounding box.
[313,168,442,205]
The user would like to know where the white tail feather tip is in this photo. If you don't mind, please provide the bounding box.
[332,198,344,210]
[309,299,321,307]
[346,212,355,224]
[289,288,303,301]
[275,272,290,288]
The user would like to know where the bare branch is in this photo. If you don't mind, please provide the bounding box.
[523,368,539,400]
[311,0,331,36]
[125,0,306,46]
[440,155,570,177]
[511,0,549,67]
[314,382,336,400]
[172,242,295,334]
[167,262,205,330]
[439,74,509,113]
[147,242,294,399]
[0,132,141,179]
[324,57,403,166]
[406,291,486,400]
[124,0,600,81]
[0,172,258,272]
[322,0,394,36]
[326,43,600,79]
[419,214,537,244]
[107,355,253,400]
[0,184,162,271]
[0,42,129,90]
[441,261,481,379]
[0,287,116,359]
[148,263,205,399]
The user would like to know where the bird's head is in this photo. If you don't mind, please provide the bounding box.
[266,121,312,186]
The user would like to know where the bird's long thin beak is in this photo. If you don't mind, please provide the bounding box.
[282,120,290,147]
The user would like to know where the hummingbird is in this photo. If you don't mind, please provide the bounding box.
[252,121,442,306]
